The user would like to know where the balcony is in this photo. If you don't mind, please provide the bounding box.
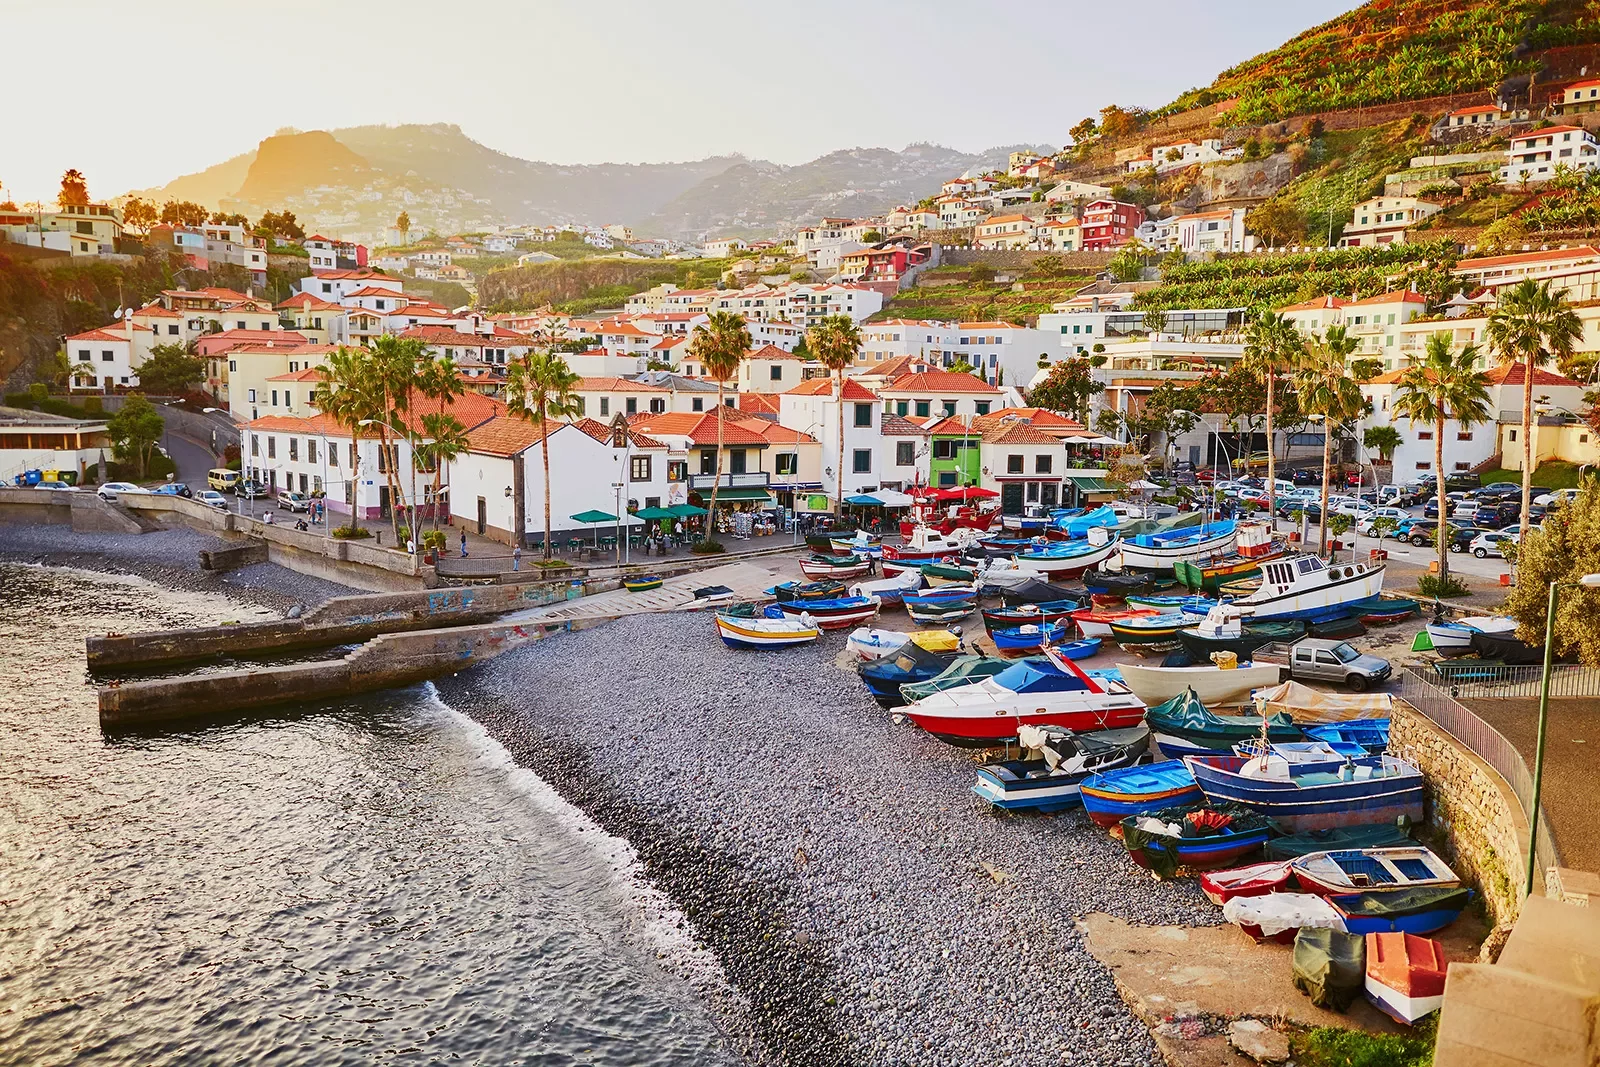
[688,471,771,490]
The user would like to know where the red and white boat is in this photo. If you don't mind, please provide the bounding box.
[797,556,873,581]
[880,527,980,576]
[1198,861,1294,906]
[901,646,1147,744]
[1365,932,1447,1024]
[1069,606,1160,639]
[899,488,999,538]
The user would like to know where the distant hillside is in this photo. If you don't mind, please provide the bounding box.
[1161,0,1600,124]
[235,130,373,203]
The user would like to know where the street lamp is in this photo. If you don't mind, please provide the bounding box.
[611,482,625,565]
[1526,571,1600,895]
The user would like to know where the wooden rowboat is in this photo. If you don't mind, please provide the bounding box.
[623,575,664,592]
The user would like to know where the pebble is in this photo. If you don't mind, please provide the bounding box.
[437,614,1218,1067]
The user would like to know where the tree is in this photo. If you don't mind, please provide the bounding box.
[1069,117,1099,146]
[122,197,158,236]
[1296,325,1365,554]
[136,344,205,396]
[1478,215,1528,255]
[415,412,470,532]
[1487,279,1583,538]
[506,350,582,560]
[366,334,427,542]
[258,210,305,241]
[58,169,89,208]
[968,263,996,284]
[395,211,411,239]
[862,230,883,243]
[1099,105,1143,138]
[1028,357,1099,423]
[1362,424,1402,462]
[1108,241,1147,282]
[806,314,863,515]
[315,346,382,533]
[209,211,248,226]
[160,200,209,228]
[1393,335,1494,586]
[1142,308,1168,336]
[1247,199,1305,248]
[686,313,752,534]
[107,394,164,477]
[414,355,465,529]
[1502,485,1600,663]
[1242,309,1305,521]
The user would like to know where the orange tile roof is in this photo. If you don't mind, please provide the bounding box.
[266,368,326,382]
[1450,104,1502,115]
[1345,289,1426,307]
[981,422,1063,445]
[399,326,489,345]
[1279,295,1349,313]
[1456,246,1600,270]
[344,286,406,298]
[746,343,803,360]
[245,413,347,435]
[1516,125,1587,136]
[207,328,310,344]
[630,409,772,446]
[996,407,1085,429]
[737,418,816,444]
[275,294,343,312]
[881,370,1001,394]
[1483,362,1582,387]
[574,376,668,393]
[131,303,180,317]
[736,393,780,415]
[784,377,879,400]
[227,342,336,357]
[65,326,135,342]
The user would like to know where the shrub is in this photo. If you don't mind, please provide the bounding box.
[332,525,373,540]
[1417,573,1469,598]
[420,530,448,552]
[692,540,726,554]
[82,395,103,415]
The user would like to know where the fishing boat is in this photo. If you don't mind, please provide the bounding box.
[981,601,1079,633]
[1056,637,1101,660]
[715,609,822,649]
[1144,688,1301,758]
[1303,719,1390,754]
[1262,824,1413,861]
[1001,578,1082,607]
[623,575,664,592]
[1172,523,1283,592]
[1122,663,1283,709]
[1014,529,1121,579]
[1081,569,1157,599]
[1000,512,1051,534]
[846,628,910,660]
[1070,606,1160,639]
[1233,554,1386,621]
[1048,504,1121,539]
[1364,932,1447,1025]
[1118,519,1238,572]
[1124,594,1217,615]
[906,600,975,625]
[1199,860,1295,905]
[901,647,1147,744]
[1425,615,1518,654]
[804,526,857,553]
[1328,886,1474,936]
[1187,752,1425,832]
[773,579,847,602]
[977,534,1040,553]
[973,556,1051,592]
[1108,612,1192,648]
[1079,759,1203,828]
[774,595,881,630]
[991,622,1071,655]
[880,526,980,575]
[972,724,1150,812]
[902,584,978,607]
[899,654,1011,704]
[1309,615,1367,640]
[858,640,961,706]
[1291,847,1459,896]
[847,569,923,604]
[921,561,977,586]
[1350,595,1419,624]
[1222,892,1345,944]
[1119,802,1273,875]
[798,554,873,581]
[828,533,882,556]
[1177,604,1303,660]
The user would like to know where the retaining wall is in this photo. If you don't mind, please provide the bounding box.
[0,488,145,533]
[1390,702,1529,926]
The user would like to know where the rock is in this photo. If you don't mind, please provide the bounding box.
[1227,1019,1290,1065]
[1478,920,1516,964]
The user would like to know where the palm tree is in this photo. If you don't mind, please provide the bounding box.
[687,312,753,531]
[1295,325,1365,555]
[366,334,427,541]
[314,346,380,533]
[1393,335,1494,585]
[1486,279,1583,537]
[1242,308,1305,522]
[506,349,581,560]
[413,355,465,528]
[806,314,864,516]
[416,412,471,531]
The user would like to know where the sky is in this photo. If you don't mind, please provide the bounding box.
[0,0,1360,203]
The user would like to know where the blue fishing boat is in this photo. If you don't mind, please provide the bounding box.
[1118,519,1238,571]
[771,579,847,602]
[981,600,1080,633]
[858,642,960,706]
[1079,759,1202,828]
[1048,505,1120,539]
[1185,752,1425,832]
[1119,802,1272,874]
[902,585,978,608]
[774,595,881,630]
[972,725,1149,812]
[1304,719,1391,754]
[1058,637,1101,660]
[1125,594,1218,615]
[1014,532,1121,579]
[1328,887,1474,936]
[991,621,1071,654]
[1291,846,1459,895]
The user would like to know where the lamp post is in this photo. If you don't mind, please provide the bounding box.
[611,482,625,565]
[1526,572,1600,896]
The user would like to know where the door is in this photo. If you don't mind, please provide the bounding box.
[476,497,487,536]
[1001,483,1025,515]
[378,485,391,520]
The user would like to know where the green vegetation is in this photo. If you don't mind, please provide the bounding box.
[106,395,165,477]
[873,263,1099,325]
[1477,461,1589,489]
[1159,0,1598,124]
[1130,239,1457,311]
[1290,1018,1435,1066]
[480,257,731,314]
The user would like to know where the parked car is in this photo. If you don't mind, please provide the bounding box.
[1254,638,1393,692]
[1276,500,1324,522]
[1470,531,1518,558]
[1447,525,1487,553]
[1472,502,1517,528]
[239,480,268,499]
[96,482,147,503]
[196,490,228,509]
[1535,488,1581,508]
[36,479,79,491]
[1291,469,1322,486]
[151,482,192,498]
[1355,507,1410,535]
[277,491,311,513]
[1443,472,1481,492]
[208,468,242,493]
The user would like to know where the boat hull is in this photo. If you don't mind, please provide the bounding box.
[775,597,881,631]
[904,700,1146,745]
[1119,528,1238,572]
[1330,893,1471,936]
[1122,663,1282,707]
[1123,825,1271,872]
[1199,861,1295,905]
[715,615,821,649]
[1238,562,1386,621]
[623,578,664,592]
[1014,538,1120,578]
[1173,548,1283,592]
[1077,760,1201,827]
[1364,932,1446,1025]
[1188,757,1425,833]
[798,559,873,581]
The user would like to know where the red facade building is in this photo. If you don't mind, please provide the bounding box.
[1080,199,1146,252]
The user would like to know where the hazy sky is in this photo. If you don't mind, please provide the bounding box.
[2,0,1359,203]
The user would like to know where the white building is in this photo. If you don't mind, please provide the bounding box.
[64,322,152,392]
[1127,139,1241,174]
[1175,208,1252,253]
[1339,196,1442,248]
[701,237,748,258]
[1503,126,1600,184]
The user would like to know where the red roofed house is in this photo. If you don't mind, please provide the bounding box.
[570,376,672,419]
[1554,79,1600,116]
[735,344,815,394]
[1441,103,1504,129]
[925,413,1072,509]
[449,414,671,548]
[1503,126,1600,184]
[631,408,777,512]
[773,375,899,507]
[276,293,350,344]
[64,321,154,392]
[876,370,1004,419]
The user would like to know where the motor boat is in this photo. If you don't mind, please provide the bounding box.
[1233,553,1385,621]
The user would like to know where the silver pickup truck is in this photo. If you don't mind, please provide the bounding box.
[1253,638,1393,692]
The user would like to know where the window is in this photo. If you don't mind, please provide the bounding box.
[941,401,957,417]
[631,456,652,482]
[668,460,687,483]
[250,435,259,457]
[1416,461,1431,470]
[77,349,90,362]
[271,390,279,407]
[1454,462,1471,471]
[1417,430,1434,440]
[852,449,871,473]
[769,365,783,381]
[896,441,915,466]
[1457,431,1473,441]
[938,471,958,487]
[975,401,991,415]
[896,401,909,416]
[229,360,237,372]
[289,438,298,461]
[775,452,797,475]
[307,439,318,464]
[625,397,637,415]
[649,398,665,414]
[267,436,276,459]
[933,439,956,460]
[247,388,257,403]
[699,449,716,475]
[1509,429,1518,441]
[330,441,339,467]
[692,397,704,412]
[915,400,931,418]
[729,449,747,475]
[101,350,114,362]
[853,403,872,428]
[1035,454,1053,474]
[1007,454,1024,474]
[167,324,178,336]
[599,398,610,417]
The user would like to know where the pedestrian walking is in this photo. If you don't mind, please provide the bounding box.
[512,546,522,572]
[460,531,469,557]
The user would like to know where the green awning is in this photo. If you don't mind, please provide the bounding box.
[632,506,676,520]
[1064,476,1113,491]
[570,509,618,523]
[706,487,773,503]
[668,503,708,517]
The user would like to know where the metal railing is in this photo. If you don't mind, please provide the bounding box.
[688,471,771,489]
[1398,669,1562,875]
[1423,662,1600,699]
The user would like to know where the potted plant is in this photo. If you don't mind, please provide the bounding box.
[1287,508,1304,543]
[420,529,448,564]
[1327,512,1353,554]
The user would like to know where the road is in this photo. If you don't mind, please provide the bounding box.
[1262,515,1517,580]
[161,431,219,488]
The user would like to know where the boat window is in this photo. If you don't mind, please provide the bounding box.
[1297,558,1318,574]
[1331,643,1361,663]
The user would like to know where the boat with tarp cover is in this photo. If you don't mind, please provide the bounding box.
[972,724,1150,812]
[1186,753,1426,832]
[1144,688,1302,758]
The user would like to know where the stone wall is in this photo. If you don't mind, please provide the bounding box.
[1390,702,1529,926]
